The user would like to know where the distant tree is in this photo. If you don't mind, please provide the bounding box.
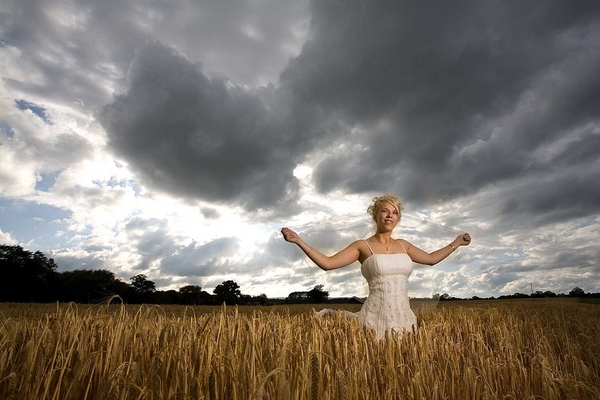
[236,293,268,305]
[569,287,585,297]
[307,285,329,303]
[179,285,203,304]
[0,245,58,302]
[440,293,450,301]
[180,285,202,295]
[257,293,268,306]
[129,274,156,303]
[130,274,156,294]
[213,280,241,305]
[286,291,310,304]
[432,293,440,301]
[58,269,128,303]
[179,285,214,305]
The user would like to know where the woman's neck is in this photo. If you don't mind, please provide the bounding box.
[374,232,393,240]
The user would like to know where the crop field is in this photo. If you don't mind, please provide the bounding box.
[1,299,599,399]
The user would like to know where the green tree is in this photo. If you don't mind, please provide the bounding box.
[179,285,206,304]
[129,274,156,303]
[58,269,128,303]
[257,293,268,306]
[569,287,585,297]
[130,274,156,294]
[307,285,329,303]
[0,245,58,302]
[286,291,309,304]
[213,280,241,305]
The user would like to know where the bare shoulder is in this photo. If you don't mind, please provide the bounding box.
[348,239,367,251]
[349,239,373,263]
[396,238,413,251]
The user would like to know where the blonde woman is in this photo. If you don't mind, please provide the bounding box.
[281,194,471,338]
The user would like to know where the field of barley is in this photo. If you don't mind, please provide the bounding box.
[1,299,599,400]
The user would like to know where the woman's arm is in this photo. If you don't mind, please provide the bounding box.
[281,227,361,271]
[405,233,471,266]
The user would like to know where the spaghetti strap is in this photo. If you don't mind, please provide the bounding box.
[363,240,374,255]
[397,239,408,254]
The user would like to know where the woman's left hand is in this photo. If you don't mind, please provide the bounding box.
[457,233,471,246]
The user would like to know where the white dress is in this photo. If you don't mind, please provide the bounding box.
[316,240,417,339]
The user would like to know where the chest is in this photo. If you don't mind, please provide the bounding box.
[361,254,413,280]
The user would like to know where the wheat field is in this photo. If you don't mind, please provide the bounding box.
[1,299,599,400]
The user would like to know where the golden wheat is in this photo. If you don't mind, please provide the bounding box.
[0,300,598,399]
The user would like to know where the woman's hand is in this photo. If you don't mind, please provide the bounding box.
[456,233,471,246]
[281,227,301,244]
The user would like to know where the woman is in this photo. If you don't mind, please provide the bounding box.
[281,194,471,339]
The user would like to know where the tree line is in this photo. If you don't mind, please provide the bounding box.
[0,245,267,305]
[432,286,600,301]
[0,244,333,305]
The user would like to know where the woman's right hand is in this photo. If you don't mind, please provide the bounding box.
[281,227,300,244]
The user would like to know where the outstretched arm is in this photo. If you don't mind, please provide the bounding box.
[281,227,360,271]
[405,233,471,266]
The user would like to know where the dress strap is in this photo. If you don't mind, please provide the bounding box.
[397,239,408,254]
[363,240,374,255]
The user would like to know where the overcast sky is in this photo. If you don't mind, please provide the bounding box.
[1,0,599,299]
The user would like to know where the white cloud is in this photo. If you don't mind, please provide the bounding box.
[0,229,17,245]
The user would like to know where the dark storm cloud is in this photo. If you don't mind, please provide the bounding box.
[549,130,600,167]
[499,168,600,226]
[99,40,330,210]
[283,0,600,222]
[97,0,600,220]
[522,247,599,272]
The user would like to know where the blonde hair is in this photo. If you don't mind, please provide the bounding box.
[367,194,404,222]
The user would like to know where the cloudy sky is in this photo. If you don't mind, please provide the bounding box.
[1,0,599,299]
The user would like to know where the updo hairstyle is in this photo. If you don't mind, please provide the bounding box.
[367,194,404,221]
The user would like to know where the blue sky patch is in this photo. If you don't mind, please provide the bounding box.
[0,120,15,138]
[0,198,72,252]
[35,170,63,192]
[15,99,52,124]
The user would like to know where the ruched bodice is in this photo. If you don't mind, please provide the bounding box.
[358,252,417,338]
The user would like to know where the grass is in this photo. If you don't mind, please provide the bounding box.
[0,299,599,399]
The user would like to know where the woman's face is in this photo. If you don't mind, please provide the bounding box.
[374,201,399,231]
